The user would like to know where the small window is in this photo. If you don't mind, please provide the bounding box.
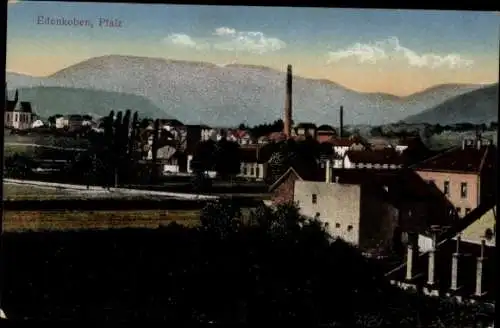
[311,194,317,204]
[443,181,450,196]
[465,208,471,215]
[250,166,254,175]
[427,179,435,185]
[255,166,260,177]
[315,212,320,218]
[347,225,353,232]
[460,182,468,199]
[242,166,247,175]
[335,223,341,228]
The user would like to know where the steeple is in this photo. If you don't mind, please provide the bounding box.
[14,89,19,104]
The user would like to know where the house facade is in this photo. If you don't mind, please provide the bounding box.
[412,138,496,218]
[293,179,399,252]
[238,145,268,180]
[55,114,85,130]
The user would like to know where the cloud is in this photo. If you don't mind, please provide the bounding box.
[327,36,474,69]
[164,27,286,55]
[214,27,236,36]
[164,33,208,50]
[212,27,286,54]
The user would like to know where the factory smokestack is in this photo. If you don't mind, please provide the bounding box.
[283,65,292,138]
[339,106,344,138]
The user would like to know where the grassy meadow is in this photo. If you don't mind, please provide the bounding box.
[3,183,203,232]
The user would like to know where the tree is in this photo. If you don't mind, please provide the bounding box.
[150,118,160,183]
[47,114,63,127]
[266,139,319,185]
[213,139,241,180]
[199,199,243,238]
[191,140,216,173]
[370,126,384,137]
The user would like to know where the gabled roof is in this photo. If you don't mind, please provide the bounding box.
[411,144,495,174]
[268,166,304,192]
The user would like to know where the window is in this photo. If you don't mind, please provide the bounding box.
[315,212,320,218]
[250,166,254,175]
[427,179,435,185]
[242,166,247,175]
[443,181,450,196]
[311,194,317,204]
[347,225,353,232]
[484,228,494,241]
[460,182,468,199]
[335,223,341,228]
[465,208,471,215]
[255,166,260,178]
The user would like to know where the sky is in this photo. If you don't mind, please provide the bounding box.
[6,1,500,96]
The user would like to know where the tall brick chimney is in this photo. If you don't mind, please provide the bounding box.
[283,65,292,138]
[339,106,344,138]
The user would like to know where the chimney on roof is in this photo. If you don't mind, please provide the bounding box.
[283,65,293,139]
[339,106,344,138]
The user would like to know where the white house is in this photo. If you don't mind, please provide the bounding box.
[31,119,45,128]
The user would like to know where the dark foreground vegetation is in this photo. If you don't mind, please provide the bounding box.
[2,202,492,325]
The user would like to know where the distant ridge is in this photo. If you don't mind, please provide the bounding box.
[8,86,173,120]
[403,83,499,125]
[5,55,488,126]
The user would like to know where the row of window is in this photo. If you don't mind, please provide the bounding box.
[241,165,260,176]
[314,213,354,232]
[5,113,31,123]
[428,180,468,199]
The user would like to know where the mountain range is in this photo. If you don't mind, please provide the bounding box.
[403,84,498,125]
[6,55,496,126]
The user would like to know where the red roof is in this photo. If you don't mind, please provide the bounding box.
[412,145,495,174]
